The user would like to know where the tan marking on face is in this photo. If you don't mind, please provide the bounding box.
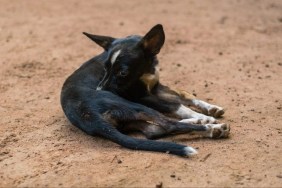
[140,66,159,92]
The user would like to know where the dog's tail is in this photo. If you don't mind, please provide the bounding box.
[90,122,198,157]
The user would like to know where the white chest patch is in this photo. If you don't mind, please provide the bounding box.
[111,50,121,65]
[140,66,159,92]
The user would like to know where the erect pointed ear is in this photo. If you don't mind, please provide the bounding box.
[139,24,165,56]
[82,32,115,51]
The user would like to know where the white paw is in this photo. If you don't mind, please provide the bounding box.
[191,100,225,118]
[203,124,230,138]
[195,114,217,124]
[180,115,217,124]
[206,105,225,118]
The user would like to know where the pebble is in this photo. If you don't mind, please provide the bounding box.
[156,182,163,188]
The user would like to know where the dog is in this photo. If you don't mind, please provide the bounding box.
[60,24,230,157]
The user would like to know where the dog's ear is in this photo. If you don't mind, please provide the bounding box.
[139,24,165,56]
[83,32,115,51]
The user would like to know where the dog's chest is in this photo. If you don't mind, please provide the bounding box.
[140,66,159,92]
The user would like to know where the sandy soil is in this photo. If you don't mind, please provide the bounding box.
[1,0,282,187]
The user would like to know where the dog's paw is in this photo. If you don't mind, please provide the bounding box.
[180,115,217,124]
[203,123,230,138]
[206,105,225,118]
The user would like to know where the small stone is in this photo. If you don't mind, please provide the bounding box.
[2,151,9,155]
[176,40,186,44]
[156,182,163,188]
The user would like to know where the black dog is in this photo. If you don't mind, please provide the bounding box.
[60,24,230,157]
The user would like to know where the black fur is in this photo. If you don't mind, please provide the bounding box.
[60,24,209,156]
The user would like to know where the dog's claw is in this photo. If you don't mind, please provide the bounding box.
[207,105,225,118]
[204,123,230,138]
[180,116,217,124]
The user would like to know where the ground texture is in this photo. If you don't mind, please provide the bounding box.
[0,0,282,187]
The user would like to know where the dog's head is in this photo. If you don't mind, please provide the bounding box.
[83,24,165,95]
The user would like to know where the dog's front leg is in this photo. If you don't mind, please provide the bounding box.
[152,84,225,118]
[139,94,217,124]
[175,90,225,118]
[174,104,217,124]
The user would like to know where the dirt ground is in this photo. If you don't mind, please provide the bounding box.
[1,0,282,187]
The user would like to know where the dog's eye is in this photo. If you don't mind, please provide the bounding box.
[118,70,129,77]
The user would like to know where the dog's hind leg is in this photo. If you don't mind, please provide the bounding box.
[139,93,217,124]
[121,119,230,140]
[76,114,198,157]
[100,101,229,140]
[121,121,180,139]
